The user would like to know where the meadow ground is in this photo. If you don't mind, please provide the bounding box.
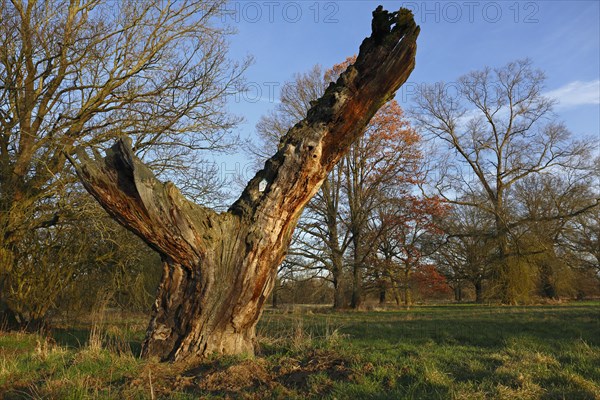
[0,302,599,399]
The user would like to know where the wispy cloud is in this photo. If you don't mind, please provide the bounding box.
[544,80,600,109]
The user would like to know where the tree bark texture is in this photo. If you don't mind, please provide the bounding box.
[71,7,419,362]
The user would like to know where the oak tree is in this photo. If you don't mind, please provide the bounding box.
[435,203,497,302]
[343,100,423,307]
[514,173,599,298]
[371,195,447,305]
[411,59,596,303]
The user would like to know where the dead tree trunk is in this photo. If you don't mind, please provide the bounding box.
[71,7,419,362]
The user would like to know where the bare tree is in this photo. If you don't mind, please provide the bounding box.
[411,59,597,303]
[569,209,600,277]
[0,0,247,327]
[251,65,327,160]
[0,186,158,329]
[370,195,446,306]
[342,100,422,308]
[254,60,422,309]
[514,171,600,297]
[71,7,419,361]
[566,204,600,297]
[291,163,349,309]
[435,203,497,302]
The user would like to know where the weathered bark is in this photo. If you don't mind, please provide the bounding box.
[71,7,419,362]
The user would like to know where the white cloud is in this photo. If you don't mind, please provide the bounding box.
[544,80,600,109]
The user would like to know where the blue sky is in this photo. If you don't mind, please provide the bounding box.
[217,1,599,177]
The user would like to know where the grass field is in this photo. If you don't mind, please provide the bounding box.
[1,303,599,399]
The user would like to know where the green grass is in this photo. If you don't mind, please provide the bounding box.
[1,303,599,399]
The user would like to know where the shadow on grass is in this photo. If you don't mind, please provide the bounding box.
[52,327,143,356]
[320,305,600,349]
[537,375,599,400]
